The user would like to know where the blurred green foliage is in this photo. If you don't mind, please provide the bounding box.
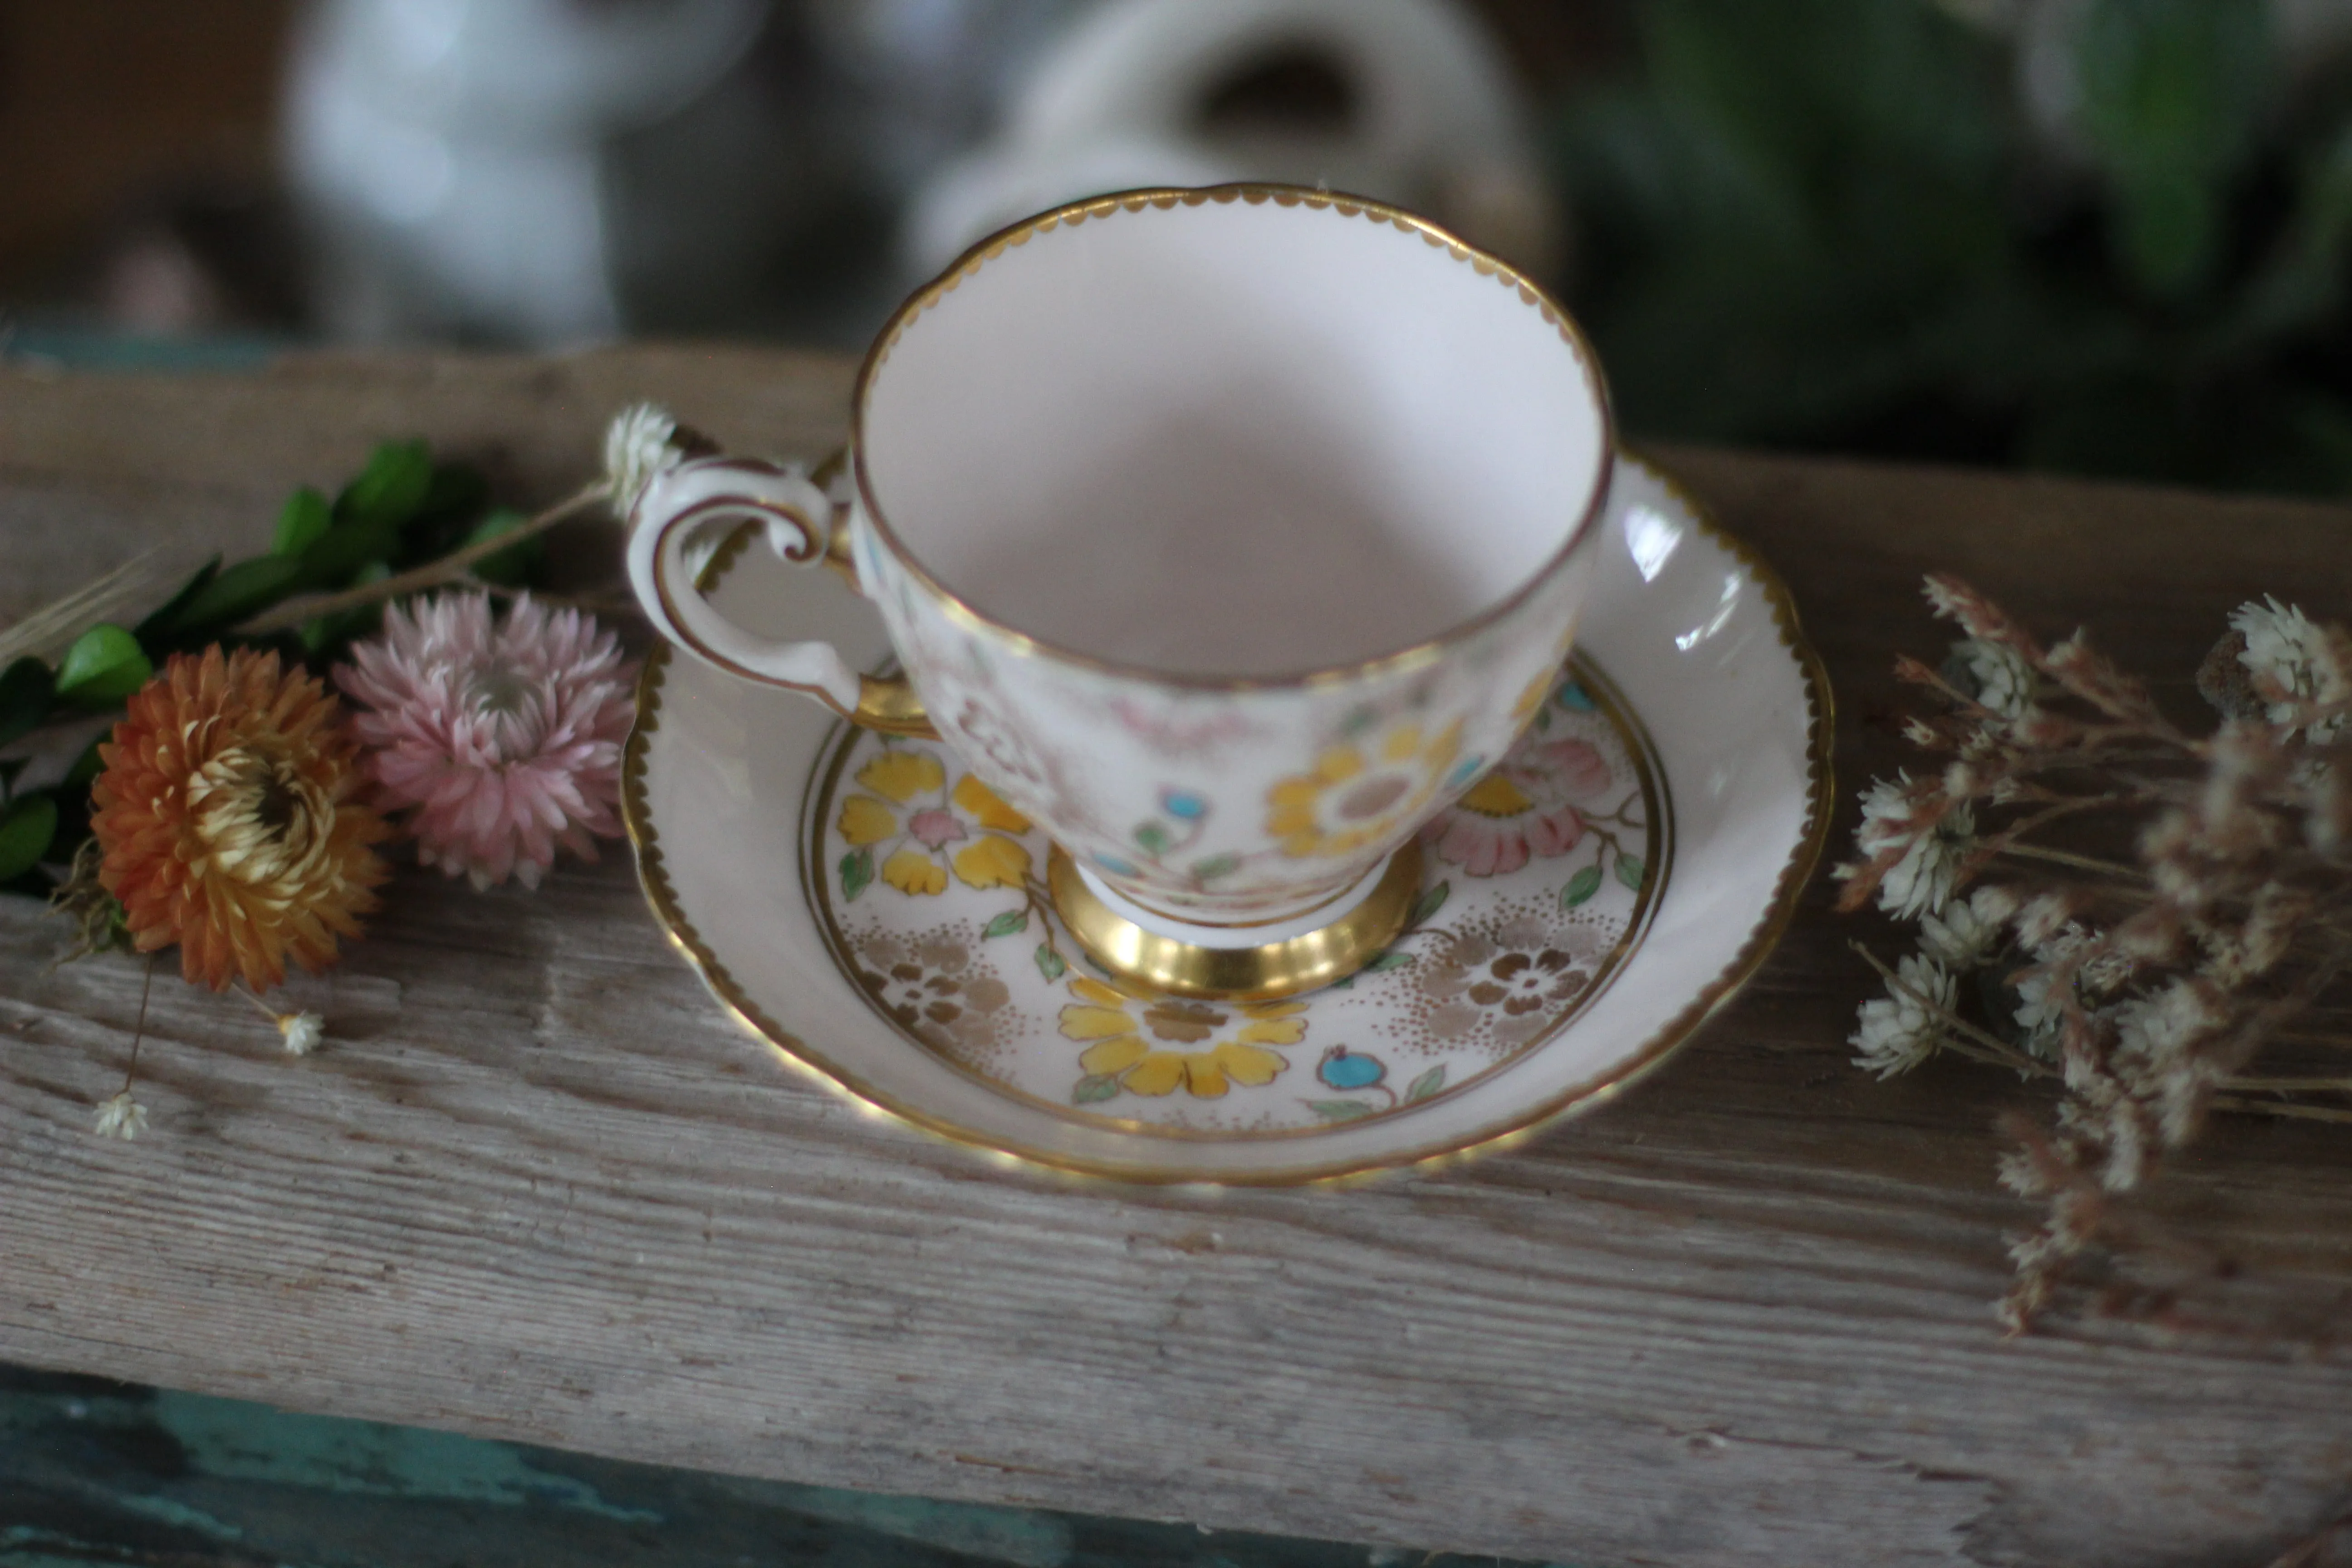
[1558,0,2352,495]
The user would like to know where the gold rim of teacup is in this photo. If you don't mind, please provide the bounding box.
[844,182,1620,694]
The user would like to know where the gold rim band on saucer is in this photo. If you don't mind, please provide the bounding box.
[1046,840,1423,1003]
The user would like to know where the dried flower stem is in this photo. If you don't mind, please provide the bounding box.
[122,952,152,1094]
[0,549,170,669]
[1993,842,2147,880]
[235,481,608,635]
[2208,1096,2352,1125]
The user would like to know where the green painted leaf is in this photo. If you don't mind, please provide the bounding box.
[1362,951,1416,972]
[1616,853,1647,892]
[338,439,433,528]
[1073,1074,1121,1105]
[1133,821,1170,856]
[54,625,152,703]
[1305,1099,1377,1123]
[0,657,53,750]
[272,487,333,557]
[840,846,875,903]
[983,908,1030,939]
[0,794,58,882]
[1562,864,1605,909]
[1190,854,1240,882]
[1034,944,1067,983]
[1408,881,1450,929]
[1556,682,1596,713]
[168,554,305,632]
[1406,1065,1447,1102]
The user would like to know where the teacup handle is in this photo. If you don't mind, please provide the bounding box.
[626,453,936,738]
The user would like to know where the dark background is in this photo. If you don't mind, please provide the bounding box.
[9,1,2352,500]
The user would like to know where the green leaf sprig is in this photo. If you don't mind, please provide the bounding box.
[0,439,546,897]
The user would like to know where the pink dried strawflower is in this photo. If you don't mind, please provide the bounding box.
[336,592,638,891]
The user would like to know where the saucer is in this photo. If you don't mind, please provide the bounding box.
[621,454,1833,1184]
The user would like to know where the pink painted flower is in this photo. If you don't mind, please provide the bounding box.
[1426,739,1617,878]
[335,592,638,890]
[906,808,967,851]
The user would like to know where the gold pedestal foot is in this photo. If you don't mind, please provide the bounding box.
[1045,840,1423,1002]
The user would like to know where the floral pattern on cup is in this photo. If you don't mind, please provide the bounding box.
[1266,718,1465,860]
[807,659,1666,1136]
[1422,677,1644,892]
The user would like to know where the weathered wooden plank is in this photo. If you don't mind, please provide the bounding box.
[4,350,2352,1568]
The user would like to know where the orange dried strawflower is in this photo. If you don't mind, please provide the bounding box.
[93,646,390,991]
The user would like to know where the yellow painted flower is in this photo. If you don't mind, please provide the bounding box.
[952,832,1031,890]
[882,848,949,895]
[953,773,1031,833]
[1266,719,1464,859]
[1059,978,1306,1098]
[859,750,945,804]
[835,751,1035,897]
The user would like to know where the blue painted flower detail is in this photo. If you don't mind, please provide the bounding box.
[1555,682,1597,713]
[1093,852,1141,878]
[1316,1046,1387,1091]
[1160,789,1209,821]
[1444,755,1486,791]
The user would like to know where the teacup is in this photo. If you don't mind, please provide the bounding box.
[625,184,1613,992]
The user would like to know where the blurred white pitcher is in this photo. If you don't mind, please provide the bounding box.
[904,0,1561,282]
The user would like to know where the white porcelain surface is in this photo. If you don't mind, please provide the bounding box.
[623,455,1832,1184]
[627,186,1614,932]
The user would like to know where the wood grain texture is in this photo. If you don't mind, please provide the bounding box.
[4,350,2352,1568]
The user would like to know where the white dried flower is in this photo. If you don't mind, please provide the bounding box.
[2112,978,2219,1066]
[1960,638,2036,720]
[1902,716,1940,749]
[2233,596,2348,742]
[1851,954,1955,1078]
[603,402,687,516]
[2014,892,2073,951]
[1855,775,1975,918]
[1885,816,1974,923]
[93,1092,148,1141]
[1995,1147,2047,1199]
[1918,887,2009,968]
[277,1011,324,1057]
[2011,968,2068,1051]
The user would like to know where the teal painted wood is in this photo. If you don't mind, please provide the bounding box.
[0,1366,1572,1568]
